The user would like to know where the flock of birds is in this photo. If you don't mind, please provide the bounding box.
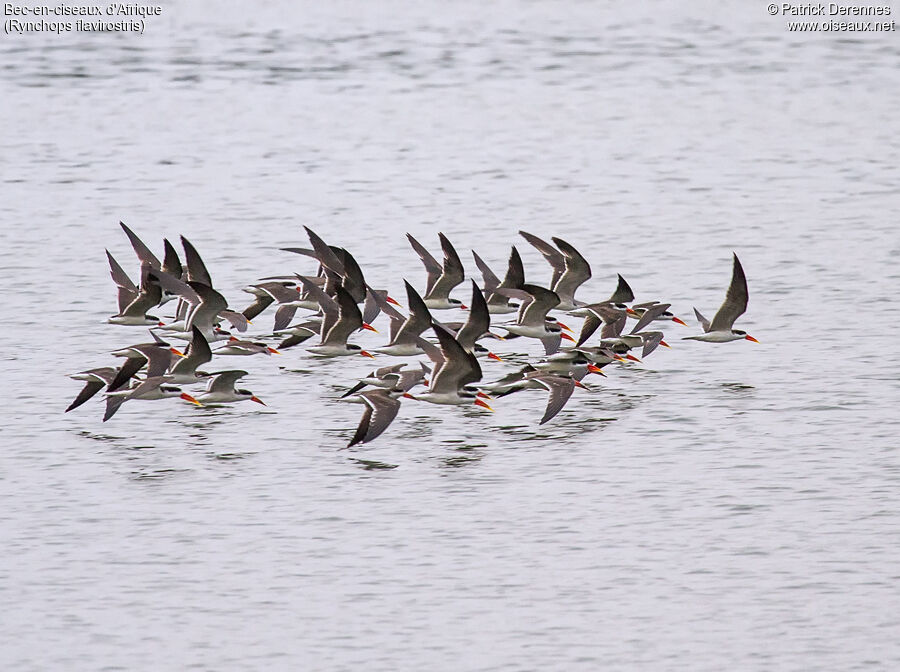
[66,222,758,447]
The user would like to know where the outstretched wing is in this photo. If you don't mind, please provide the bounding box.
[519,284,560,326]
[550,236,591,298]
[322,286,363,347]
[472,250,501,293]
[520,231,565,288]
[430,325,481,393]
[348,390,401,447]
[534,376,576,425]
[607,274,635,304]
[106,250,138,314]
[407,233,442,296]
[630,303,672,334]
[426,233,465,300]
[455,281,490,351]
[120,221,161,269]
[181,236,213,286]
[709,253,748,332]
[207,370,248,393]
[693,307,711,333]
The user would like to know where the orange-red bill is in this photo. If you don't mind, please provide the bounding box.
[672,316,687,326]
[587,364,606,376]
[476,391,492,400]
[625,353,641,362]
[267,347,281,355]
[250,396,266,406]
[745,335,760,343]
[386,296,401,306]
[487,352,503,361]
[660,340,670,348]
[360,350,376,358]
[574,380,586,389]
[170,347,186,357]
[556,321,572,332]
[180,392,202,406]
[362,323,378,333]
[626,308,637,315]
[474,398,493,411]
[560,332,575,342]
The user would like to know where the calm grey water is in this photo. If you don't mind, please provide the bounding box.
[2,1,900,669]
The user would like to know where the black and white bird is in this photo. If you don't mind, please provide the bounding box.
[345,389,403,448]
[485,368,587,425]
[107,337,185,392]
[373,281,434,357]
[684,253,758,344]
[274,319,320,350]
[568,273,635,317]
[407,232,467,310]
[66,367,119,413]
[153,271,248,342]
[472,246,525,315]
[166,325,214,385]
[106,255,163,326]
[340,362,429,399]
[103,376,202,422]
[435,280,503,361]
[195,370,266,405]
[213,338,280,357]
[300,278,377,358]
[627,301,688,327]
[404,325,492,409]
[519,231,592,311]
[496,283,575,354]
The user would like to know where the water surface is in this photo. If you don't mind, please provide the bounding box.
[2,2,899,670]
